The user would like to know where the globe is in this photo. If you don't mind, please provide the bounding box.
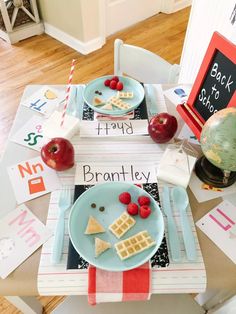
[195,107,236,187]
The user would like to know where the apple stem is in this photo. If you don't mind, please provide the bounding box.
[51,146,58,153]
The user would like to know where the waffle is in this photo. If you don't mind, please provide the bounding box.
[114,230,156,260]
[107,96,131,110]
[117,91,134,99]
[109,212,136,239]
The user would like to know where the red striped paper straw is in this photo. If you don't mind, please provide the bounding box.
[60,59,76,127]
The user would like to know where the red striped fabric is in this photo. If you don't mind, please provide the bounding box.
[88,261,151,305]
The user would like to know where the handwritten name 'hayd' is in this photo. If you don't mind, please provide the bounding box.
[82,164,151,183]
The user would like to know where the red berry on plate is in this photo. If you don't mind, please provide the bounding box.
[104,79,111,87]
[111,76,119,82]
[116,82,123,91]
[110,80,117,89]
[138,196,150,206]
[127,203,139,216]
[119,192,131,205]
[139,205,151,219]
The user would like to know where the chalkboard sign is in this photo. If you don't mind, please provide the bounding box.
[194,50,236,120]
[177,32,236,140]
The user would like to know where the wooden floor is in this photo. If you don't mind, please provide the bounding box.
[0,7,190,313]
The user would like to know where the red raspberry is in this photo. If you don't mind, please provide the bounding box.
[104,79,111,87]
[127,203,139,216]
[116,82,123,91]
[139,205,151,219]
[111,76,119,82]
[110,80,117,89]
[138,196,150,206]
[119,192,131,205]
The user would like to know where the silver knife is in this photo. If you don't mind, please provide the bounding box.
[144,84,158,117]
[77,85,85,120]
[162,186,181,262]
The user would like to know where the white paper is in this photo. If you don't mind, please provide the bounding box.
[0,204,52,279]
[75,162,157,185]
[156,146,197,188]
[7,156,61,204]
[189,173,236,203]
[79,120,148,137]
[177,124,200,145]
[43,111,80,140]
[22,86,65,116]
[10,116,49,151]
[163,85,192,107]
[196,200,236,264]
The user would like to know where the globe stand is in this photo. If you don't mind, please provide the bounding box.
[195,156,236,188]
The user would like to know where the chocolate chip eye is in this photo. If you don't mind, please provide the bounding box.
[91,203,96,208]
[99,206,105,212]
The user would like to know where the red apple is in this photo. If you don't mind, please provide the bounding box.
[41,138,74,171]
[148,113,178,143]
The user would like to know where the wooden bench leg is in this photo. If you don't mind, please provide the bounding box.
[4,296,42,314]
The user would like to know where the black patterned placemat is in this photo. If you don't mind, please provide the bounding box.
[67,183,169,269]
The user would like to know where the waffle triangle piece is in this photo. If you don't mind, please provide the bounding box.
[93,96,105,106]
[84,216,105,234]
[95,237,111,257]
[102,103,113,110]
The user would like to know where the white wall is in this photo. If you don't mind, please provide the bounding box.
[210,295,236,314]
[179,0,236,84]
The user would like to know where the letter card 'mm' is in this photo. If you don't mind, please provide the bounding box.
[0,204,52,279]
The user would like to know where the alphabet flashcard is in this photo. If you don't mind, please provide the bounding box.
[0,204,52,279]
[196,200,236,264]
[22,86,65,116]
[7,156,61,204]
[10,116,49,151]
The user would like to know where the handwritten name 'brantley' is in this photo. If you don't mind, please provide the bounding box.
[82,165,151,183]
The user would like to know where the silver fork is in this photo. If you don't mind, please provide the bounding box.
[51,186,72,265]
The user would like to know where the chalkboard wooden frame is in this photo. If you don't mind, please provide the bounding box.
[177,32,236,140]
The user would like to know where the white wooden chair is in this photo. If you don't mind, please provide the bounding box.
[114,39,180,84]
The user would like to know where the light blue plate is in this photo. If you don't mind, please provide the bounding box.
[83,75,145,116]
[68,182,164,271]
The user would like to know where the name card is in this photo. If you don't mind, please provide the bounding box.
[0,205,52,279]
[196,200,236,264]
[75,162,157,185]
[79,120,148,137]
